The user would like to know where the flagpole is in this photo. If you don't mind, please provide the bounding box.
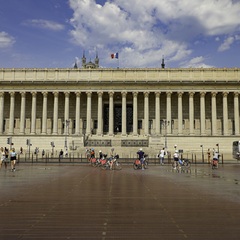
[117,52,119,69]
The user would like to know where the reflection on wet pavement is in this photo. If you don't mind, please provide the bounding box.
[0,164,240,239]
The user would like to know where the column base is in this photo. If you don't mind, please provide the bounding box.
[132,134,139,137]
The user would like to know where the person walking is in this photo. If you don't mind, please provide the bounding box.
[10,148,17,172]
[159,147,165,165]
[59,149,64,160]
[207,148,211,164]
[42,149,45,158]
[0,147,6,170]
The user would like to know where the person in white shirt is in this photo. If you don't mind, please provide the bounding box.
[159,147,165,165]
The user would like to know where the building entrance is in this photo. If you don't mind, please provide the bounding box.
[103,104,133,133]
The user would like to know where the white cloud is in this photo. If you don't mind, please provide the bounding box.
[181,56,213,68]
[68,0,240,67]
[0,32,15,48]
[218,36,235,52]
[23,19,65,31]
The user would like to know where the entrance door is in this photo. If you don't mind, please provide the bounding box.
[114,105,122,133]
[103,104,133,134]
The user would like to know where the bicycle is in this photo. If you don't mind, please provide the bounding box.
[101,154,122,170]
[211,159,218,169]
[172,159,191,170]
[133,154,148,170]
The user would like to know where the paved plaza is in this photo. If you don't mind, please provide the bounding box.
[0,162,240,239]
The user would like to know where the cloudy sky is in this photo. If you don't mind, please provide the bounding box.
[0,0,240,68]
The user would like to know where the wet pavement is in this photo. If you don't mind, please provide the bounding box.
[0,163,240,239]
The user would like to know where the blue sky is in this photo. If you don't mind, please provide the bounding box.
[0,0,240,68]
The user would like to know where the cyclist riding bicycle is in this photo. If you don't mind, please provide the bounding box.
[137,148,145,170]
[212,150,219,168]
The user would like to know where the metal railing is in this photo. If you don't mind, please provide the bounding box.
[14,152,239,165]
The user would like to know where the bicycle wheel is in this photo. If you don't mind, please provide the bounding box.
[144,160,148,168]
[114,161,122,170]
[143,163,148,169]
[183,161,191,169]
[133,163,138,170]
[101,164,108,170]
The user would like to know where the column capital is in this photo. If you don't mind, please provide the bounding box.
[222,91,229,97]
[155,91,161,97]
[144,91,150,97]
[97,91,103,97]
[87,91,92,97]
[31,91,37,97]
[211,91,217,97]
[178,92,184,97]
[64,92,70,97]
[75,91,81,97]
[189,92,195,97]
[20,92,26,97]
[234,92,239,97]
[133,91,138,97]
[166,91,172,97]
[200,92,206,97]
[42,91,48,97]
[10,92,15,97]
[121,91,127,97]
[0,92,4,97]
[108,91,114,97]
[53,91,59,97]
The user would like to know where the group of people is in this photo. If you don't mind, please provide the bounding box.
[0,147,17,172]
[86,148,117,169]
[158,144,220,167]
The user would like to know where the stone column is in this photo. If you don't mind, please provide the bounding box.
[30,92,37,135]
[9,92,15,135]
[223,92,229,136]
[86,92,92,135]
[75,92,81,135]
[41,92,48,134]
[133,92,138,136]
[211,92,217,135]
[200,92,206,135]
[234,92,239,135]
[155,92,161,135]
[109,91,114,136]
[52,91,59,135]
[0,92,4,134]
[166,92,172,134]
[144,92,149,135]
[189,92,195,135]
[64,92,70,134]
[178,92,183,135]
[19,92,26,134]
[97,91,103,136]
[121,91,127,136]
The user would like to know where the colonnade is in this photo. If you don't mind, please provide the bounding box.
[0,91,239,136]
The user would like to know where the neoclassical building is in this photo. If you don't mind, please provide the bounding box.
[0,67,239,158]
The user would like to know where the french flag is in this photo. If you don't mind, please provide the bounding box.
[111,52,118,59]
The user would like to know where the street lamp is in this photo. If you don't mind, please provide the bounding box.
[161,120,170,149]
[216,143,219,153]
[50,141,55,156]
[200,144,204,162]
[64,120,70,154]
[26,139,32,159]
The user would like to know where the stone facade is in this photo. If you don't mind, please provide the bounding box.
[0,68,240,159]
